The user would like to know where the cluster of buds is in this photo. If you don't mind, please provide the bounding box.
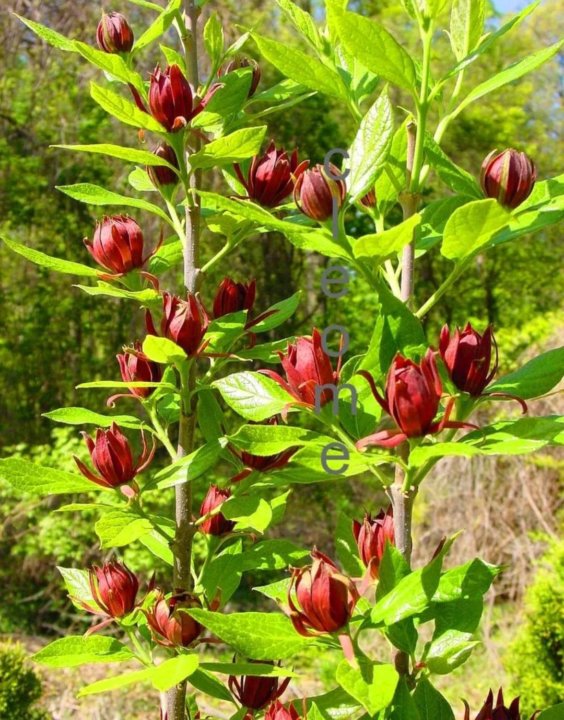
[293,164,346,221]
[262,328,340,408]
[199,485,235,536]
[228,662,290,711]
[74,423,155,497]
[352,508,395,579]
[145,591,202,647]
[481,148,536,209]
[218,57,261,97]
[84,216,159,277]
[146,292,209,356]
[287,549,358,636]
[235,142,308,208]
[464,689,538,720]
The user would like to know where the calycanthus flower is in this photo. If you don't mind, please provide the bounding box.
[352,508,395,580]
[228,661,290,710]
[109,341,162,405]
[96,12,134,54]
[145,591,202,648]
[235,141,309,208]
[480,148,536,209]
[213,278,256,319]
[146,292,209,357]
[88,561,139,619]
[74,422,155,497]
[357,349,474,449]
[199,485,235,536]
[463,688,539,720]
[84,215,160,277]
[287,549,358,636]
[261,328,340,409]
[218,56,261,97]
[293,163,346,222]
[265,702,301,720]
[147,143,179,188]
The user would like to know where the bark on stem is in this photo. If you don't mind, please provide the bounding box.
[167,2,202,719]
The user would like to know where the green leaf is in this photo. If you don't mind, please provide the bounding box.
[75,283,160,303]
[348,92,394,202]
[147,439,227,490]
[53,143,178,169]
[251,33,348,100]
[375,123,407,214]
[250,291,301,333]
[73,41,144,92]
[354,214,421,262]
[189,669,233,702]
[1,235,98,277]
[488,347,564,400]
[450,0,486,61]
[335,660,398,716]
[330,7,416,91]
[390,677,421,720]
[16,14,77,52]
[200,540,243,607]
[95,509,154,548]
[433,559,500,604]
[57,567,96,610]
[193,71,253,132]
[190,127,267,169]
[335,512,365,577]
[213,371,295,421]
[537,704,564,720]
[425,630,478,674]
[188,610,317,660]
[133,0,182,52]
[139,530,174,566]
[222,495,273,533]
[142,335,187,364]
[203,12,224,66]
[201,661,295,678]
[454,40,564,118]
[240,540,309,571]
[57,183,171,224]
[461,416,564,454]
[412,678,455,720]
[424,135,481,198]
[228,424,333,456]
[129,167,157,192]
[253,577,292,604]
[34,636,133,668]
[43,407,144,429]
[441,199,510,260]
[377,544,411,600]
[78,654,199,696]
[0,458,99,495]
[90,83,163,134]
[277,0,322,49]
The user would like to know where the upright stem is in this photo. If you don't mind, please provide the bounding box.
[168,3,202,719]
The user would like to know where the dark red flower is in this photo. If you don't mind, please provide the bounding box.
[116,341,162,399]
[145,591,202,648]
[235,141,308,208]
[218,57,261,97]
[287,549,358,636]
[360,189,376,208]
[228,662,290,710]
[293,163,346,221]
[261,329,339,408]
[146,292,209,356]
[352,508,395,579]
[439,323,498,396]
[480,148,536,209]
[147,143,179,188]
[148,64,196,132]
[199,485,235,536]
[265,702,301,720]
[213,278,256,319]
[74,423,155,495]
[463,688,538,720]
[85,216,155,275]
[96,12,134,54]
[88,561,139,618]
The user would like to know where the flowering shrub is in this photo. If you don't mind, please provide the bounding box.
[1,1,563,720]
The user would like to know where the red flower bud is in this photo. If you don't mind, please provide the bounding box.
[213,278,256,319]
[261,329,339,408]
[235,142,309,208]
[239,418,297,475]
[116,341,162,399]
[149,64,196,132]
[199,485,235,536]
[228,662,290,710]
[74,423,155,493]
[293,164,346,221]
[218,57,261,97]
[360,189,377,208]
[96,12,134,54]
[89,561,139,618]
[288,549,358,636]
[265,702,301,720]
[147,143,179,188]
[85,216,150,275]
[480,148,536,209]
[146,292,209,356]
[145,591,202,648]
[463,688,537,720]
[439,323,498,396]
[352,508,395,579]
